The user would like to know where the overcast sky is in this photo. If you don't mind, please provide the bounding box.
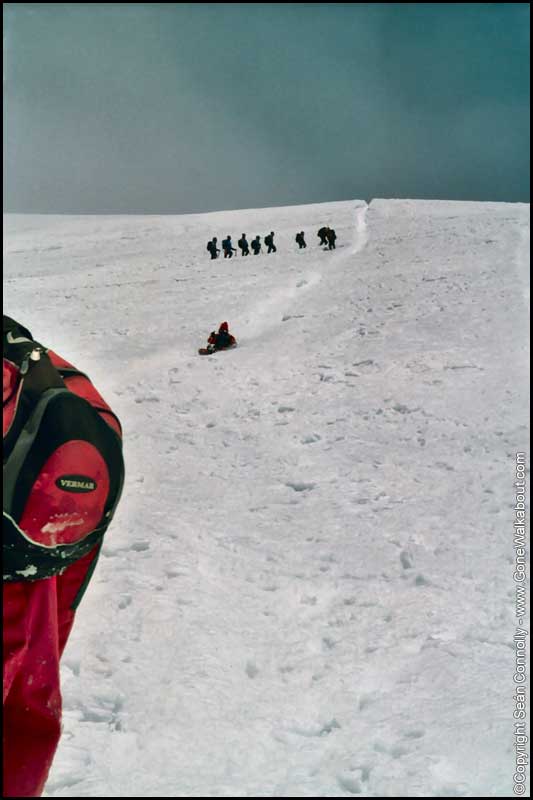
[3,3,530,214]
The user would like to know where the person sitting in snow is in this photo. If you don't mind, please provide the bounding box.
[206,321,237,352]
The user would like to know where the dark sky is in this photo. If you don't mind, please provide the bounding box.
[3,3,530,213]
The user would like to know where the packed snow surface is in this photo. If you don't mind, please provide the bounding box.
[3,197,530,797]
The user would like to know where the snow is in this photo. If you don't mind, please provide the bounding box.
[3,197,530,797]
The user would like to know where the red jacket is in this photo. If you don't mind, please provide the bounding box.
[3,351,121,797]
[207,331,237,350]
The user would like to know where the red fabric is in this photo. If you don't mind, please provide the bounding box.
[3,359,18,404]
[3,360,21,438]
[3,351,120,797]
[3,547,99,797]
[3,355,122,439]
[19,440,110,546]
[48,350,123,437]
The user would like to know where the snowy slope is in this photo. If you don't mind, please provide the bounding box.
[3,197,530,798]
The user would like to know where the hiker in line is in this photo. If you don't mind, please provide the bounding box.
[251,236,262,255]
[326,227,337,250]
[238,234,250,256]
[295,231,306,249]
[207,237,220,260]
[222,236,237,258]
[317,226,328,246]
[264,231,277,254]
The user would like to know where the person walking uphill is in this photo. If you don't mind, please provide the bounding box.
[326,227,337,250]
[251,236,262,255]
[317,226,328,246]
[295,231,306,249]
[2,315,125,798]
[264,231,277,254]
[207,237,220,260]
[222,236,237,258]
[238,234,250,256]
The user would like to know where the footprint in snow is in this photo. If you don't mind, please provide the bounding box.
[286,481,316,492]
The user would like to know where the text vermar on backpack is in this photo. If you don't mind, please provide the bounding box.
[3,316,125,582]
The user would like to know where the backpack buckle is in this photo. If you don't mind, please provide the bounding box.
[20,347,44,375]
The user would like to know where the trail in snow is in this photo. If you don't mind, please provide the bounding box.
[3,198,530,798]
[236,203,368,344]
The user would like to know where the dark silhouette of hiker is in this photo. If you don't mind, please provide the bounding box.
[222,236,237,258]
[326,228,337,250]
[295,231,306,249]
[207,237,220,260]
[251,236,262,255]
[238,234,250,256]
[264,232,276,254]
[317,226,328,246]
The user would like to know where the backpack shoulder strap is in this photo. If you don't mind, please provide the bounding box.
[3,322,66,457]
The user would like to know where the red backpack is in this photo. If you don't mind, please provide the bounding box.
[3,316,125,582]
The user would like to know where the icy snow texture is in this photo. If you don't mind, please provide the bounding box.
[3,197,530,797]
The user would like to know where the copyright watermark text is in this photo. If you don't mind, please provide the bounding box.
[512,453,529,796]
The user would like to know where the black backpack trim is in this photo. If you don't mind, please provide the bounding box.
[3,319,125,583]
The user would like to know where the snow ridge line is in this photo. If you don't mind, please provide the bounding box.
[352,203,369,255]
[517,221,530,309]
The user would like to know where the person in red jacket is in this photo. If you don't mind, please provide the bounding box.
[3,316,124,798]
[206,321,237,353]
